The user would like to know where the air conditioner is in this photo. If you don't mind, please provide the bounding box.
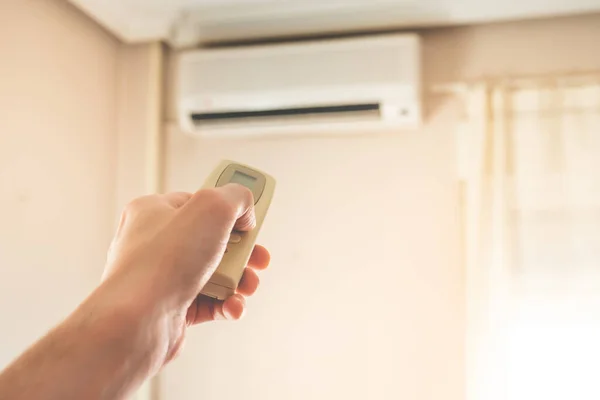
[176,33,421,138]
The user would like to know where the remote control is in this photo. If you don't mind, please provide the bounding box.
[200,160,276,300]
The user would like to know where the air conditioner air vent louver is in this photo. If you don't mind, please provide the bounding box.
[191,103,381,127]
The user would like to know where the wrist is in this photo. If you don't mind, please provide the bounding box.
[63,286,158,398]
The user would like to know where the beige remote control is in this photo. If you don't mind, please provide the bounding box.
[200,160,276,300]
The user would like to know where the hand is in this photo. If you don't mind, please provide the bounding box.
[99,185,270,373]
[0,186,269,400]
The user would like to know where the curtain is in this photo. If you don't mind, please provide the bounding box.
[459,81,600,400]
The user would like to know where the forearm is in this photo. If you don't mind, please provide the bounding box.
[0,287,153,400]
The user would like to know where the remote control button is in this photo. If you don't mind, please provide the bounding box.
[228,233,242,244]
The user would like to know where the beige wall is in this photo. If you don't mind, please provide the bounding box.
[0,0,161,375]
[115,43,165,213]
[161,13,600,400]
[0,0,119,366]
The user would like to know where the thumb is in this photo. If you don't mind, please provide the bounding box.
[218,184,256,232]
[179,184,256,233]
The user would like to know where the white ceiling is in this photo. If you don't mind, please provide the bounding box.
[70,0,600,46]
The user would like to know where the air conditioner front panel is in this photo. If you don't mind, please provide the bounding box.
[179,34,419,97]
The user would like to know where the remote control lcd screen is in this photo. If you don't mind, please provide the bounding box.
[230,170,257,189]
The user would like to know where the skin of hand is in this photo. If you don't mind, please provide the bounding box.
[0,184,270,400]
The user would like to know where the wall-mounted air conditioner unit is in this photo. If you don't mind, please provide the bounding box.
[176,33,421,137]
